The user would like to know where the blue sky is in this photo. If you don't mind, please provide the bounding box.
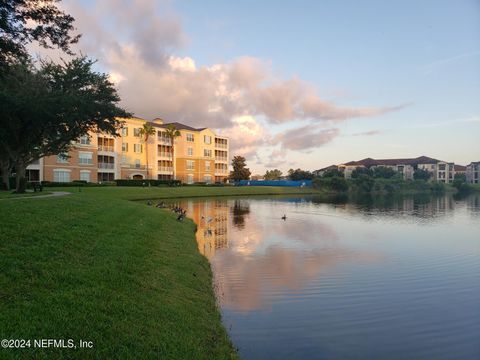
[68,0,480,172]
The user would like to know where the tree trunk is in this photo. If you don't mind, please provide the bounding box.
[14,160,27,193]
[1,160,10,190]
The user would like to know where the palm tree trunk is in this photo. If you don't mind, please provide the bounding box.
[145,138,149,180]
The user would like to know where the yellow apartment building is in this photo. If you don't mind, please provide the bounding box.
[26,117,230,184]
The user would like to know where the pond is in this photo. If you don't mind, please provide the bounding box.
[174,193,480,359]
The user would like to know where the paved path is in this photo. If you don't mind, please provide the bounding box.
[0,191,72,200]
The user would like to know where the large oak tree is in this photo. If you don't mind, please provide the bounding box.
[0,57,130,192]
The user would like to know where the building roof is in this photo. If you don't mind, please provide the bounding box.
[454,164,466,171]
[342,156,442,167]
[152,121,207,132]
[314,164,338,172]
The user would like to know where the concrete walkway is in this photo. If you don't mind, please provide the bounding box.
[0,191,72,200]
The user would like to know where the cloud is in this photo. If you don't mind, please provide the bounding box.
[351,130,381,136]
[39,0,405,162]
[273,126,340,151]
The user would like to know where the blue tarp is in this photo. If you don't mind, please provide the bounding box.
[236,180,312,187]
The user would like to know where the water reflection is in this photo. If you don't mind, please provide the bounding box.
[176,193,480,360]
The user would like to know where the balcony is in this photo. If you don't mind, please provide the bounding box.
[98,145,115,152]
[121,164,150,170]
[215,143,228,149]
[158,137,172,145]
[98,162,115,169]
[157,152,173,159]
[215,157,228,163]
[158,166,173,173]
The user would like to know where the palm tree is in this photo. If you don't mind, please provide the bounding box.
[164,124,181,180]
[139,123,156,179]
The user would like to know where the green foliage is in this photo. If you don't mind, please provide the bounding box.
[230,155,251,181]
[0,0,79,65]
[0,57,130,192]
[114,179,181,187]
[322,168,343,178]
[351,167,373,178]
[354,174,375,192]
[313,176,349,192]
[414,168,432,181]
[264,169,283,180]
[287,168,314,181]
[372,166,396,179]
[430,182,445,193]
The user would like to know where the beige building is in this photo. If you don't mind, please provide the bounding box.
[466,162,479,184]
[335,156,460,183]
[26,117,229,184]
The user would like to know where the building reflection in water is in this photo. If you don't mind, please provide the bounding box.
[177,194,479,312]
[178,199,230,260]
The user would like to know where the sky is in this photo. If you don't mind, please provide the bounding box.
[37,0,480,174]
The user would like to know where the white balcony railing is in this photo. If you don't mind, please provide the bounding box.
[215,143,228,149]
[157,152,173,158]
[157,138,172,145]
[98,145,114,152]
[121,164,150,170]
[98,162,115,169]
[215,157,228,162]
[158,166,173,172]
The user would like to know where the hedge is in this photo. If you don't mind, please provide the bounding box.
[114,179,181,187]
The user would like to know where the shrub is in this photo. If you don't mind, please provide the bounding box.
[114,179,181,187]
[313,176,349,192]
[354,175,375,192]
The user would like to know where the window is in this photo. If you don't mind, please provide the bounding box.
[187,174,194,184]
[53,170,70,182]
[121,155,128,164]
[80,171,90,182]
[204,175,212,184]
[122,143,128,152]
[186,160,194,170]
[187,147,193,156]
[204,149,212,157]
[205,161,211,171]
[186,133,194,142]
[57,153,69,163]
[134,128,141,137]
[204,135,211,144]
[121,127,128,136]
[134,144,142,153]
[135,159,141,168]
[79,135,91,145]
[79,152,93,165]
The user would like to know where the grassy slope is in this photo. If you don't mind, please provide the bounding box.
[0,186,316,359]
[0,191,52,199]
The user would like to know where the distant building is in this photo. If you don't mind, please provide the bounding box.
[466,162,479,184]
[313,165,338,177]
[335,156,458,183]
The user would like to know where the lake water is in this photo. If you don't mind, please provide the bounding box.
[175,193,480,359]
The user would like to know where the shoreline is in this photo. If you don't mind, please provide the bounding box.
[0,186,317,359]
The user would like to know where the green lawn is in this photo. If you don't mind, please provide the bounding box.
[0,185,317,359]
[0,190,52,199]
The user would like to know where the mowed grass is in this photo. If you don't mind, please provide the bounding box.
[0,186,317,359]
[0,190,52,199]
